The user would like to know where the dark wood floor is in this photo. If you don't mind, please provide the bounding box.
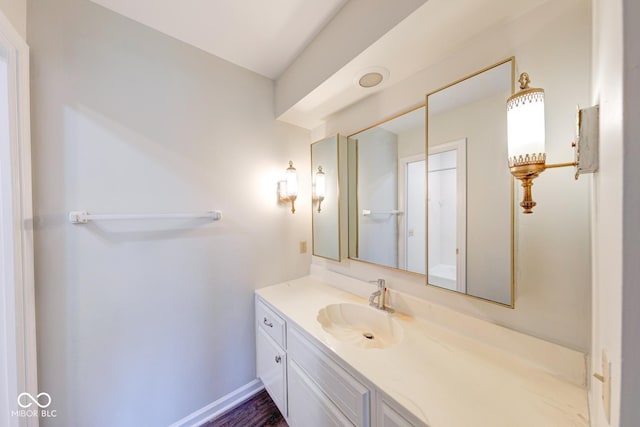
[205,389,288,427]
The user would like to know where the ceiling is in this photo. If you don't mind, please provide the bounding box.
[89,0,348,79]
[90,0,581,131]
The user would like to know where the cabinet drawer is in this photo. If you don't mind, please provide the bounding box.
[256,298,286,348]
[288,327,370,426]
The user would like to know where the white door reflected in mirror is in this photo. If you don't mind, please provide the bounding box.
[402,157,426,274]
[427,140,466,293]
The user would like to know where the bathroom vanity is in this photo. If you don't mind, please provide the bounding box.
[255,275,589,427]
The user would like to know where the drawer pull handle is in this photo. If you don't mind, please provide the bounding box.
[263,317,273,328]
[275,355,282,364]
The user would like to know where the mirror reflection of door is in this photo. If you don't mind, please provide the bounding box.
[427,139,466,293]
[398,155,426,274]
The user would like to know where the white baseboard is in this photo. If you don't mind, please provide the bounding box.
[169,379,264,427]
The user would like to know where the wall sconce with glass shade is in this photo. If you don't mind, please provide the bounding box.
[278,160,298,213]
[313,165,326,213]
[506,72,599,213]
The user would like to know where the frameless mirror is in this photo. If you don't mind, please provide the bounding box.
[312,135,342,261]
[346,58,516,307]
[427,58,515,306]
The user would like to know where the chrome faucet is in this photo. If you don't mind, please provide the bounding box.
[368,279,393,312]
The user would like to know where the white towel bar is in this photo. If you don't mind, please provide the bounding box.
[68,210,222,224]
[362,209,403,216]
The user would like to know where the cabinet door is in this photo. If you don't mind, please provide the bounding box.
[288,327,370,426]
[377,396,427,427]
[379,401,414,427]
[256,327,287,416]
[288,360,354,427]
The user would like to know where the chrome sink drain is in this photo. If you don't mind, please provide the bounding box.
[362,332,374,340]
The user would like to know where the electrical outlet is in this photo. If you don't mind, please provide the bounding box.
[299,240,307,254]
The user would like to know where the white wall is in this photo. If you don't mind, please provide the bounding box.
[397,125,423,158]
[590,0,640,425]
[590,0,622,424]
[0,0,25,39]
[27,0,310,426]
[313,1,592,351]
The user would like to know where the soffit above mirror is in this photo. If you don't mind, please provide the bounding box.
[277,0,579,130]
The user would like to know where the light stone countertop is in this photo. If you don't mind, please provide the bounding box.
[256,276,590,427]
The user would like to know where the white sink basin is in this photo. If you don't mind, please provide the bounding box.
[317,303,403,349]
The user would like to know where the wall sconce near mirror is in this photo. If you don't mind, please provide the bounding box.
[313,166,326,213]
[311,135,344,262]
[278,160,298,213]
[507,72,599,214]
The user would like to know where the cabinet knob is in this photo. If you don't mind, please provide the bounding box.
[263,317,273,328]
[275,355,282,364]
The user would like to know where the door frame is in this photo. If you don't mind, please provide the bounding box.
[0,9,38,427]
[397,153,426,272]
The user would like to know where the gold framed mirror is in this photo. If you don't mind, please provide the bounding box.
[311,134,344,261]
[347,105,426,275]
[426,57,516,307]
[345,58,516,307]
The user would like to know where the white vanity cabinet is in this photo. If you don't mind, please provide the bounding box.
[255,299,287,416]
[255,279,590,427]
[255,295,426,427]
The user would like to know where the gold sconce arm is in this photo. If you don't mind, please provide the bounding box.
[289,196,297,214]
[510,161,578,214]
[545,161,578,169]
